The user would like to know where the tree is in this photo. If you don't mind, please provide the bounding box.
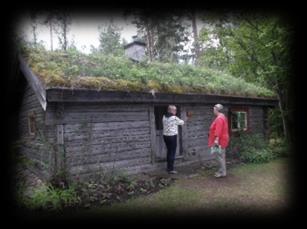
[43,12,57,51]
[190,10,200,64]
[98,23,124,56]
[30,12,38,45]
[198,12,235,71]
[131,10,190,63]
[90,45,99,54]
[130,10,156,61]
[67,36,78,52]
[122,38,128,47]
[198,12,292,141]
[198,46,231,70]
[55,11,71,51]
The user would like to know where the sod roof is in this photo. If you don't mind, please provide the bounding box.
[20,46,275,99]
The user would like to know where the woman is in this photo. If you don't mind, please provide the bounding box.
[162,105,186,174]
[208,104,230,178]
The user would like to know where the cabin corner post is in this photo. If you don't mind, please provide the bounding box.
[263,106,269,138]
[149,105,156,164]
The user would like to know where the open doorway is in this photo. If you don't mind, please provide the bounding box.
[154,105,182,162]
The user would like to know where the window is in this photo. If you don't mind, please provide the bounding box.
[230,108,248,132]
[28,112,36,135]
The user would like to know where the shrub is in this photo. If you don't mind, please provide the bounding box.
[239,147,274,163]
[268,137,289,157]
[28,184,80,210]
[228,132,275,163]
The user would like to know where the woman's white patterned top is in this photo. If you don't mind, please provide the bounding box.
[162,115,184,136]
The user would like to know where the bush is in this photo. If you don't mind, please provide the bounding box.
[73,171,174,208]
[268,137,289,157]
[28,184,80,210]
[240,147,274,163]
[228,132,275,163]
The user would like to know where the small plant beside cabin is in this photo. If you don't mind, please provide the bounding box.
[16,165,174,211]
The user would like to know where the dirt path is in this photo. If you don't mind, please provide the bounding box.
[95,158,290,215]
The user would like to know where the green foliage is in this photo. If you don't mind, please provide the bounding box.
[198,13,291,140]
[131,10,191,63]
[228,132,275,163]
[55,11,71,51]
[268,108,284,137]
[98,24,124,56]
[240,148,274,164]
[21,44,274,98]
[268,137,289,158]
[28,184,80,210]
[72,170,174,208]
[198,14,291,89]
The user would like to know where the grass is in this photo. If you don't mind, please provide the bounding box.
[20,44,275,98]
[16,158,290,221]
[80,158,290,216]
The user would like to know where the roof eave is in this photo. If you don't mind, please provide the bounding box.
[19,55,47,111]
[46,88,278,107]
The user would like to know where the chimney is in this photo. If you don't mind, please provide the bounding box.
[124,35,146,62]
[132,35,138,41]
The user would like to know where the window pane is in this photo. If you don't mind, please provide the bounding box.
[239,112,246,129]
[238,112,246,129]
[231,113,238,129]
[231,111,247,131]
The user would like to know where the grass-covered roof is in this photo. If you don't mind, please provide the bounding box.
[20,45,275,98]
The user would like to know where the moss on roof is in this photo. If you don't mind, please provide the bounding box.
[21,45,275,98]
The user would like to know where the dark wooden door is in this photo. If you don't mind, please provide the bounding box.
[154,106,182,161]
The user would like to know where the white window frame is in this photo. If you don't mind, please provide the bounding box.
[231,111,248,132]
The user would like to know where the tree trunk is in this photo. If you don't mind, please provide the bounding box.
[271,50,289,141]
[30,13,38,45]
[49,21,53,51]
[191,10,200,64]
[32,24,37,45]
[63,20,67,51]
[145,21,153,62]
[276,89,288,140]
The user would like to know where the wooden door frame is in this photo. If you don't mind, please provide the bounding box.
[149,105,156,164]
[150,104,184,163]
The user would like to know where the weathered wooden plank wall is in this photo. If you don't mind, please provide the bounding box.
[56,103,152,177]
[249,106,265,135]
[18,84,268,181]
[182,105,229,162]
[18,84,55,180]
[185,106,213,160]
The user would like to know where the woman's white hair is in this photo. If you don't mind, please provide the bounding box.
[214,104,223,111]
[168,105,177,112]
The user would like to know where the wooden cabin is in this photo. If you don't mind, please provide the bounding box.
[16,56,277,182]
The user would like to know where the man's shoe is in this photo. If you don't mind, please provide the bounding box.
[168,170,178,174]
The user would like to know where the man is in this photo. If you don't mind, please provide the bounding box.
[208,104,230,178]
[162,105,185,174]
